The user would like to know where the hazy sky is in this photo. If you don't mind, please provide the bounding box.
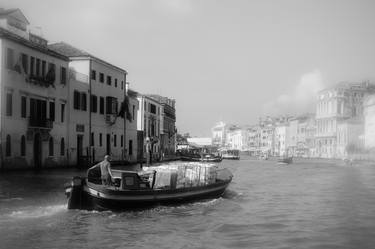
[4,0,375,136]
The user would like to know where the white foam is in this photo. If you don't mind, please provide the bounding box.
[8,204,67,219]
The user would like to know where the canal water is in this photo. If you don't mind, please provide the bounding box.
[1,157,375,249]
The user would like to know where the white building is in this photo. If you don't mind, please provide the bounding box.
[364,94,375,150]
[211,121,226,147]
[274,125,288,156]
[0,9,70,169]
[49,42,137,165]
[147,94,176,158]
[315,82,375,158]
[137,94,162,161]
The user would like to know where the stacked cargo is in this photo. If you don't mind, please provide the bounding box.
[145,162,218,189]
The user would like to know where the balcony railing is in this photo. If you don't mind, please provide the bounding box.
[29,117,53,129]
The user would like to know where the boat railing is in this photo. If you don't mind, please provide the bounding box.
[88,166,231,190]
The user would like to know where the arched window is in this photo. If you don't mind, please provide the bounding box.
[49,137,54,156]
[21,135,26,156]
[6,135,11,157]
[60,138,65,156]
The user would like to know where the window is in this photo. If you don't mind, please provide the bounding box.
[81,93,87,111]
[91,70,96,80]
[6,48,14,70]
[49,137,54,156]
[21,96,27,118]
[115,78,117,87]
[49,101,55,121]
[107,76,112,85]
[30,56,35,76]
[121,81,124,90]
[150,104,156,114]
[47,63,56,83]
[106,97,118,114]
[60,67,67,84]
[100,97,104,114]
[73,91,80,110]
[99,73,104,83]
[91,132,94,146]
[61,103,65,122]
[114,134,117,147]
[129,140,133,155]
[21,53,28,74]
[6,135,11,157]
[132,105,135,120]
[42,60,46,76]
[99,133,102,147]
[60,138,65,156]
[91,95,98,113]
[36,58,41,76]
[121,135,123,147]
[6,93,12,116]
[21,135,26,156]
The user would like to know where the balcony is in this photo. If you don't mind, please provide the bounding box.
[105,114,117,124]
[26,74,55,88]
[29,117,53,129]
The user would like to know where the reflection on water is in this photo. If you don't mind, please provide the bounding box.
[1,158,375,249]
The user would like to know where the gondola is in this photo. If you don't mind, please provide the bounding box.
[277,156,293,164]
[65,164,232,211]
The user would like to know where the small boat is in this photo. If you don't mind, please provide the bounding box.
[65,163,232,211]
[221,149,240,160]
[277,156,293,164]
[180,152,222,162]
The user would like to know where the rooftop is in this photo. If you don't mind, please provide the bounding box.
[0,27,68,60]
[48,42,127,73]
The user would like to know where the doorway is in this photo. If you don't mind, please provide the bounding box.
[33,133,42,169]
[77,135,83,166]
[106,134,111,156]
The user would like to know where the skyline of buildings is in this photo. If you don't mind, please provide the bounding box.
[211,82,375,159]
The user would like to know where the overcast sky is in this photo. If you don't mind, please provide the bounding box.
[4,0,375,136]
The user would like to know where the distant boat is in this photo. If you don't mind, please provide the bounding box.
[221,149,240,160]
[65,163,233,211]
[277,156,293,164]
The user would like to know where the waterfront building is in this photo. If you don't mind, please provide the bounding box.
[147,94,176,159]
[211,121,227,147]
[274,124,288,156]
[336,118,364,158]
[187,137,212,147]
[0,9,70,169]
[363,94,375,150]
[315,82,375,158]
[225,127,244,150]
[245,125,260,155]
[49,42,135,165]
[259,124,275,156]
[136,94,162,162]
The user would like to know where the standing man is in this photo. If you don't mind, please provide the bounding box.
[99,155,113,185]
[145,137,152,167]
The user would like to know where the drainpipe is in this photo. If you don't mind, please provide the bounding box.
[123,75,128,162]
[88,59,92,166]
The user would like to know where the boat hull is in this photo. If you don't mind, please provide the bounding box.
[66,179,231,211]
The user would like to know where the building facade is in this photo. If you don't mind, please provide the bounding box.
[49,42,135,166]
[147,94,176,158]
[315,82,375,158]
[363,94,375,150]
[136,94,162,161]
[0,9,70,169]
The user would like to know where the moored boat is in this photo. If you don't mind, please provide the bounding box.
[65,163,232,211]
[221,149,240,160]
[277,156,293,164]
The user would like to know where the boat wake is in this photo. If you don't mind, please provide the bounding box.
[222,189,243,200]
[7,204,67,219]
